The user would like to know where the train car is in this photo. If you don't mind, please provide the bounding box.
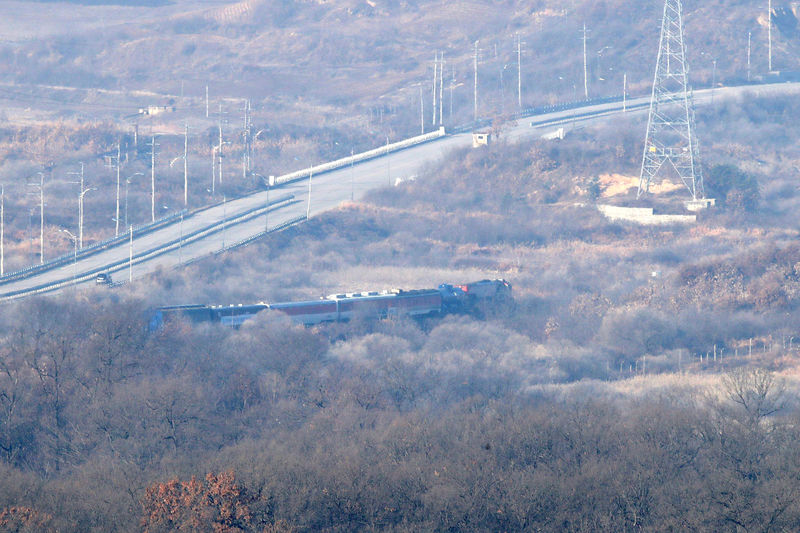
[268,299,338,325]
[329,289,442,322]
[213,304,270,327]
[453,279,512,301]
[152,279,512,330]
[154,304,220,327]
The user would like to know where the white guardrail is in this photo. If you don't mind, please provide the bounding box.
[274,127,446,185]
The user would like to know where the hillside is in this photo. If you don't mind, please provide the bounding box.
[2,2,800,530]
[1,0,799,128]
[0,0,796,271]
[1,87,800,530]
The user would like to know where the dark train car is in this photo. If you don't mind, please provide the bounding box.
[454,279,512,300]
[153,303,270,329]
[214,304,270,327]
[152,304,220,329]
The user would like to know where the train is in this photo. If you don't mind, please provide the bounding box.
[152,279,512,328]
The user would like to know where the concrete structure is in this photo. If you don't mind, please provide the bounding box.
[138,105,176,116]
[685,198,715,211]
[541,127,566,141]
[597,204,696,225]
[472,132,491,147]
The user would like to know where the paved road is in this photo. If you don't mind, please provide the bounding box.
[1,82,798,300]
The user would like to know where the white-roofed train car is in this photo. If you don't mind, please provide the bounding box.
[329,289,442,322]
[268,299,339,325]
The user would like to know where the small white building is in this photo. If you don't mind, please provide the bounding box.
[472,132,491,148]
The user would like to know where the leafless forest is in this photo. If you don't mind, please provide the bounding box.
[1,0,800,531]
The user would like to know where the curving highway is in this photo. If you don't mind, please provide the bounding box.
[1,82,798,300]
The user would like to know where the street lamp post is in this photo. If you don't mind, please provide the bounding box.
[500,63,514,114]
[115,143,121,236]
[711,58,717,104]
[124,172,144,229]
[129,225,133,283]
[60,229,78,284]
[306,166,312,220]
[38,172,44,264]
[28,172,45,265]
[78,186,97,249]
[67,162,93,248]
[170,126,190,207]
[254,173,274,232]
[596,46,612,80]
[221,194,226,250]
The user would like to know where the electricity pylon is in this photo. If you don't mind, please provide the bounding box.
[638,0,704,201]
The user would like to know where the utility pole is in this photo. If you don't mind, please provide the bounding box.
[68,162,85,247]
[242,99,250,181]
[183,124,189,206]
[179,212,183,263]
[419,84,424,134]
[438,52,445,126]
[149,135,157,222]
[77,167,96,249]
[623,72,627,112]
[218,104,224,185]
[432,53,438,125]
[473,40,479,123]
[582,23,589,99]
[768,0,773,72]
[306,167,312,219]
[40,174,44,263]
[211,145,216,196]
[266,175,274,231]
[115,142,121,236]
[516,33,525,109]
[747,31,752,82]
[386,136,391,186]
[449,66,456,119]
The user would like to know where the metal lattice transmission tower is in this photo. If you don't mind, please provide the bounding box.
[638,0,704,201]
